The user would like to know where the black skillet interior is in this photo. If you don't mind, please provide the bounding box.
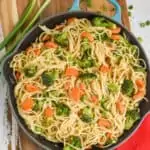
[3,11,150,150]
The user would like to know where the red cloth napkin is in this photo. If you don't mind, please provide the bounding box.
[117,114,150,150]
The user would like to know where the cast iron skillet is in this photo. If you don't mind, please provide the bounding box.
[3,11,150,150]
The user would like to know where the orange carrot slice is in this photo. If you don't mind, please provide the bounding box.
[133,90,145,100]
[106,132,112,139]
[111,34,120,40]
[69,87,81,102]
[15,71,21,80]
[44,107,53,117]
[98,118,111,128]
[116,101,125,115]
[25,84,39,92]
[65,67,79,77]
[111,27,121,34]
[100,64,110,73]
[91,95,98,104]
[81,31,94,42]
[135,79,145,89]
[21,97,34,111]
[67,17,76,24]
[79,83,85,90]
[44,41,58,48]
[33,49,41,56]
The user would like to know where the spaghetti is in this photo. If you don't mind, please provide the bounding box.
[10,17,147,150]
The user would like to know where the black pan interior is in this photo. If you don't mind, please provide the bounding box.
[3,11,150,150]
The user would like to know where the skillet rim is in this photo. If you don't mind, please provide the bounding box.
[3,11,150,150]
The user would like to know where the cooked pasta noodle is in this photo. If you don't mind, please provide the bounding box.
[10,17,147,150]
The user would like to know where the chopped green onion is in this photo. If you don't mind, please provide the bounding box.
[128,5,133,10]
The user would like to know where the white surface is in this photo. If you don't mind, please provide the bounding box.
[0,1,150,150]
[127,0,150,60]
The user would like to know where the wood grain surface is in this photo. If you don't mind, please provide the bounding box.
[0,0,130,149]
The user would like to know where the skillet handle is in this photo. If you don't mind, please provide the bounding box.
[69,0,80,11]
[109,0,122,23]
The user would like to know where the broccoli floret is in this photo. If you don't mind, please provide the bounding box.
[125,109,140,130]
[42,70,59,86]
[63,136,82,150]
[55,32,68,46]
[92,17,116,28]
[33,100,44,112]
[24,65,37,77]
[121,79,134,96]
[55,103,70,117]
[80,106,94,123]
[79,73,97,81]
[78,58,95,68]
[108,82,119,94]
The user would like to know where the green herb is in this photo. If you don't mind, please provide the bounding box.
[55,103,70,117]
[70,136,82,148]
[80,106,94,123]
[34,126,43,133]
[55,32,69,46]
[137,36,143,43]
[0,0,36,51]
[125,109,140,130]
[42,70,59,86]
[100,96,109,111]
[33,100,44,111]
[24,65,37,77]
[139,22,146,28]
[133,66,146,72]
[128,11,132,17]
[146,20,150,26]
[78,58,95,68]
[63,146,73,150]
[81,95,88,102]
[128,5,133,10]
[0,0,51,64]
[121,79,134,97]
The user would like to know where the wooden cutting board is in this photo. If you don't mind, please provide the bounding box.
[0,0,130,149]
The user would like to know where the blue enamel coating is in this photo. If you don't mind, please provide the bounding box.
[69,0,121,23]
[108,0,122,23]
[69,0,80,11]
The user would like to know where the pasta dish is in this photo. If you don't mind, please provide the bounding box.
[10,17,147,150]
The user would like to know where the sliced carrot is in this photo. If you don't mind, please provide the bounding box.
[65,67,79,77]
[64,82,71,90]
[81,31,94,42]
[111,34,120,40]
[69,87,81,102]
[79,83,85,90]
[133,90,145,100]
[15,71,21,80]
[98,118,111,128]
[26,47,41,56]
[100,64,110,73]
[44,107,53,117]
[111,27,121,34]
[21,97,34,111]
[91,95,98,104]
[67,17,76,24]
[135,79,145,89]
[106,132,112,139]
[116,100,125,115]
[44,41,58,49]
[33,49,41,56]
[25,84,39,92]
